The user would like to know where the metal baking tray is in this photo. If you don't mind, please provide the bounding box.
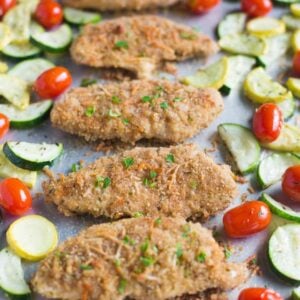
[0,1,295,299]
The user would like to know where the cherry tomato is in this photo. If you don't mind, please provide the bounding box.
[0,0,16,18]
[34,66,72,99]
[223,201,271,238]
[0,113,9,139]
[239,288,283,300]
[252,103,283,143]
[0,178,32,216]
[34,0,63,29]
[282,165,300,202]
[187,0,220,14]
[293,51,300,76]
[241,0,272,17]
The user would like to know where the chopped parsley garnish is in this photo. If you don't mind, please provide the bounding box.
[85,106,95,117]
[118,278,127,294]
[133,212,143,218]
[80,264,93,270]
[143,170,157,188]
[196,252,206,263]
[71,162,82,173]
[95,176,111,189]
[140,239,149,253]
[160,102,168,110]
[141,95,153,103]
[224,246,232,259]
[108,109,121,118]
[189,180,198,190]
[140,256,155,267]
[122,118,130,125]
[123,235,136,246]
[112,95,122,104]
[154,217,161,226]
[180,32,197,40]
[166,153,175,164]
[149,170,157,179]
[176,244,183,259]
[155,86,165,98]
[143,178,156,188]
[114,259,121,267]
[123,157,134,169]
[173,97,183,102]
[181,224,191,238]
[115,40,129,49]
[80,78,97,87]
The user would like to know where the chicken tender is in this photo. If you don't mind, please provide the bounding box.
[51,80,224,144]
[70,15,219,78]
[43,144,237,219]
[31,217,248,300]
[63,0,180,11]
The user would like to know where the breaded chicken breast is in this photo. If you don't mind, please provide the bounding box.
[51,80,224,144]
[63,0,180,11]
[70,15,219,78]
[32,217,248,300]
[43,144,237,219]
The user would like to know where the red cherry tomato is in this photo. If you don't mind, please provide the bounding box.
[293,51,300,76]
[282,165,300,202]
[0,0,16,18]
[34,0,63,29]
[241,0,272,17]
[0,113,9,139]
[252,103,283,143]
[187,0,220,14]
[239,287,283,300]
[34,66,72,99]
[223,201,271,238]
[0,178,32,216]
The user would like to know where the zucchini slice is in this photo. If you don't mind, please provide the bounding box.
[64,7,101,25]
[0,74,29,109]
[257,153,300,189]
[247,17,286,37]
[221,55,256,94]
[287,77,300,98]
[262,124,300,152]
[2,42,41,59]
[292,287,300,300]
[182,57,229,89]
[0,100,53,129]
[0,61,8,73]
[262,193,300,222]
[277,94,296,120]
[292,30,300,52]
[217,12,247,38]
[291,3,300,17]
[257,33,291,68]
[31,24,73,53]
[7,215,58,261]
[282,14,300,30]
[3,3,31,44]
[218,123,261,174]
[3,141,63,171]
[8,58,54,84]
[269,224,300,282]
[0,146,37,188]
[0,248,30,296]
[0,23,12,51]
[219,33,267,56]
[244,67,289,104]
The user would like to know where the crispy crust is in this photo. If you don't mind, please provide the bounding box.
[31,217,248,300]
[70,16,219,78]
[43,144,237,220]
[62,0,180,11]
[51,80,224,144]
